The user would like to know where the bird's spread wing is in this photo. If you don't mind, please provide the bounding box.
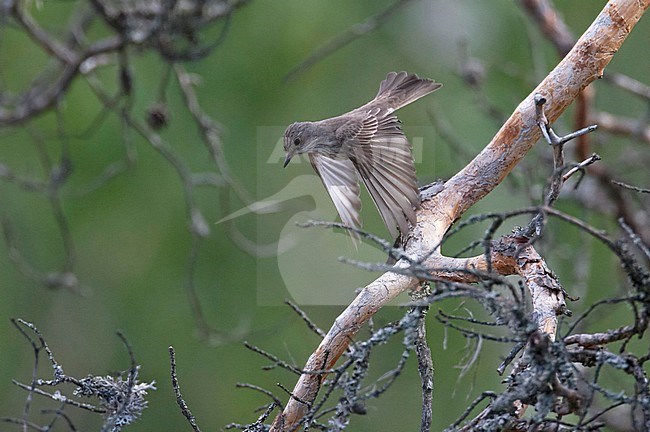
[339,109,419,238]
[309,153,362,237]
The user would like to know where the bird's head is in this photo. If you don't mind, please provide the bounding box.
[283,121,320,167]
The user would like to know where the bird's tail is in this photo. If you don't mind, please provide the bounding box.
[375,71,442,113]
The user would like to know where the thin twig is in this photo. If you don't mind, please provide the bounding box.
[283,0,417,83]
[612,180,650,194]
[236,383,284,410]
[12,382,104,413]
[169,347,202,432]
[562,153,602,181]
[414,306,433,432]
[285,300,326,338]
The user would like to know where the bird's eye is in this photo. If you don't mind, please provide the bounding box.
[293,137,301,146]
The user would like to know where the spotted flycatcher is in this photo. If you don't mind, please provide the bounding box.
[283,71,441,239]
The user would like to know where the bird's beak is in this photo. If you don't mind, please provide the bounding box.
[283,153,293,168]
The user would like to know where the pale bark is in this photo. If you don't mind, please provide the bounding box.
[271,1,650,429]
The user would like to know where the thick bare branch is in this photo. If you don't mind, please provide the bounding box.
[271,1,649,429]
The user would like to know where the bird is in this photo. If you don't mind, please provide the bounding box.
[283,71,441,239]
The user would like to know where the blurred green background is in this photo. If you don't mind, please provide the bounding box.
[1,1,648,430]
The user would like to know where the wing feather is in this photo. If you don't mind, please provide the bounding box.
[309,154,362,237]
[345,112,420,238]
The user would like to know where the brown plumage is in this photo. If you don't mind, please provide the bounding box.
[283,71,442,239]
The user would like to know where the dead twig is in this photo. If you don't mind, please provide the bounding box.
[270,2,650,429]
